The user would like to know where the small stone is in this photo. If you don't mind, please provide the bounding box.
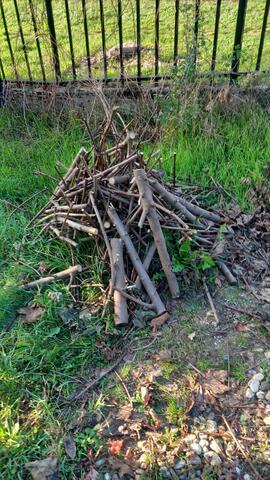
[264,351,270,360]
[263,416,270,426]
[190,442,202,455]
[174,460,186,470]
[95,458,106,467]
[139,453,148,467]
[210,439,223,455]
[205,419,217,432]
[149,368,163,382]
[243,475,251,480]
[104,474,111,480]
[256,390,265,400]
[265,391,270,402]
[248,379,260,393]
[199,433,208,440]
[204,451,222,466]
[245,388,255,399]
[187,454,202,466]
[261,381,270,392]
[185,434,197,444]
[251,372,264,382]
[266,405,270,413]
[159,466,170,478]
[199,439,209,448]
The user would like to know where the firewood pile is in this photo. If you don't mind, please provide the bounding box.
[25,114,269,326]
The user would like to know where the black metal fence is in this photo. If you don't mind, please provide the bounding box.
[0,0,269,85]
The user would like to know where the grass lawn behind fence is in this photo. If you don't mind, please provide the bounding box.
[0,0,270,80]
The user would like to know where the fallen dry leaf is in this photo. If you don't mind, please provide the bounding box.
[202,369,230,396]
[125,447,133,460]
[17,304,44,325]
[156,350,172,361]
[150,311,170,332]
[108,439,124,456]
[141,385,152,406]
[64,434,76,460]
[25,456,58,480]
[118,403,133,421]
[84,467,98,480]
[235,321,249,332]
[108,457,134,478]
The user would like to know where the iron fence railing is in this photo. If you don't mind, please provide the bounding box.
[0,0,269,85]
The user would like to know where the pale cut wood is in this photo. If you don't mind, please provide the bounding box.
[22,265,82,289]
[107,206,166,315]
[150,179,203,226]
[56,217,98,236]
[111,239,129,327]
[134,169,180,299]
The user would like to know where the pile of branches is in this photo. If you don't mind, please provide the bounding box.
[24,112,241,327]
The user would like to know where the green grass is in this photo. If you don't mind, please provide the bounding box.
[0,0,270,80]
[0,104,269,477]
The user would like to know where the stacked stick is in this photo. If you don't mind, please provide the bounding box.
[27,119,236,327]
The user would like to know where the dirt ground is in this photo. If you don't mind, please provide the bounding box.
[69,284,270,480]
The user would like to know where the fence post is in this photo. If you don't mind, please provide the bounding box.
[99,0,107,80]
[155,0,160,77]
[29,0,46,81]
[0,57,5,106]
[230,0,248,83]
[211,0,222,72]
[173,0,180,67]
[82,0,91,78]
[64,0,76,80]
[118,0,124,82]
[13,0,32,81]
[136,0,141,82]
[0,0,19,79]
[256,0,270,71]
[193,0,201,67]
[45,0,61,80]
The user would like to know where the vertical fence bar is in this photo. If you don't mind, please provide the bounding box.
[29,0,46,81]
[13,0,32,80]
[173,0,180,67]
[230,0,248,82]
[99,0,107,80]
[81,0,91,78]
[155,0,160,77]
[64,0,76,79]
[118,0,124,82]
[0,56,5,79]
[211,0,221,71]
[193,0,201,67]
[0,0,18,79]
[136,0,141,82]
[45,0,61,80]
[256,0,270,71]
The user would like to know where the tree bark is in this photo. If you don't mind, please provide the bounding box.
[134,169,180,299]
[107,206,166,315]
[111,239,129,327]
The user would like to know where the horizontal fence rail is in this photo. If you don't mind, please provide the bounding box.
[0,0,269,85]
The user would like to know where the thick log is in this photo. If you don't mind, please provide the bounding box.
[134,169,180,299]
[216,260,237,285]
[150,179,204,226]
[111,239,129,327]
[135,242,156,290]
[107,206,166,316]
[22,265,82,289]
[108,175,130,186]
